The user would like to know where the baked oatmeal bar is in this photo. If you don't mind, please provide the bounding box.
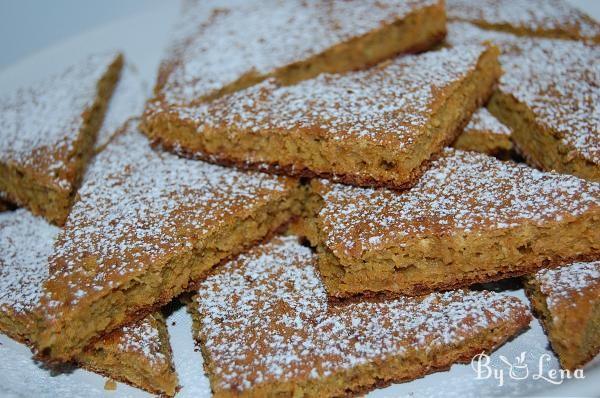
[147,0,446,106]
[0,52,123,225]
[0,209,178,396]
[447,22,599,182]
[488,39,600,182]
[188,235,531,397]
[447,0,600,43]
[95,62,147,153]
[524,261,600,370]
[78,312,179,396]
[34,125,305,361]
[303,148,600,298]
[144,45,500,189]
[452,108,513,159]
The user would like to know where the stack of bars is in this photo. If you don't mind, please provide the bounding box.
[0,0,599,396]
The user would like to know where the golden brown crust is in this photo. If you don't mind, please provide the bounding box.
[446,22,599,181]
[188,236,532,398]
[151,135,444,192]
[0,210,178,396]
[325,252,600,300]
[524,261,600,370]
[484,37,599,182]
[33,127,307,362]
[490,90,600,182]
[0,53,123,226]
[143,44,500,190]
[446,0,600,43]
[308,148,600,298]
[78,312,179,397]
[339,311,530,398]
[150,0,447,106]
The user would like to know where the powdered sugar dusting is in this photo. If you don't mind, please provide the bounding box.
[95,63,147,150]
[447,0,600,41]
[464,108,511,136]
[316,148,600,257]
[534,261,600,312]
[44,126,295,315]
[175,45,487,148]
[498,39,600,165]
[0,52,121,190]
[115,314,169,367]
[0,209,173,371]
[0,209,58,315]
[192,236,529,393]
[155,0,439,105]
[448,22,599,166]
[446,21,527,55]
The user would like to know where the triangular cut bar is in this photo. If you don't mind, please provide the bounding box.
[34,125,305,361]
[304,148,600,298]
[188,236,530,397]
[524,260,600,370]
[143,45,500,189]
[446,22,600,182]
[446,0,600,43]
[0,209,179,396]
[488,39,600,182]
[147,0,446,105]
[0,52,123,225]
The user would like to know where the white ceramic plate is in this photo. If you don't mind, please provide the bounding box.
[0,2,598,397]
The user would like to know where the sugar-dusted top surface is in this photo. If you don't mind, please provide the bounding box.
[174,45,489,149]
[448,23,599,166]
[192,236,529,393]
[533,261,600,313]
[498,39,600,166]
[315,148,600,258]
[154,0,440,106]
[464,108,511,136]
[109,313,171,368]
[95,63,147,151]
[0,209,59,315]
[446,21,526,55]
[43,126,296,317]
[0,210,170,368]
[0,52,121,191]
[446,0,600,41]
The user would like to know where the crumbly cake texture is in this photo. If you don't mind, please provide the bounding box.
[189,236,531,398]
[35,125,305,362]
[95,62,147,153]
[305,148,600,298]
[148,0,446,107]
[524,261,600,370]
[0,52,123,226]
[446,0,600,43]
[488,39,600,182]
[0,209,178,396]
[143,44,500,189]
[452,108,513,158]
[78,312,179,396]
[447,22,599,182]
